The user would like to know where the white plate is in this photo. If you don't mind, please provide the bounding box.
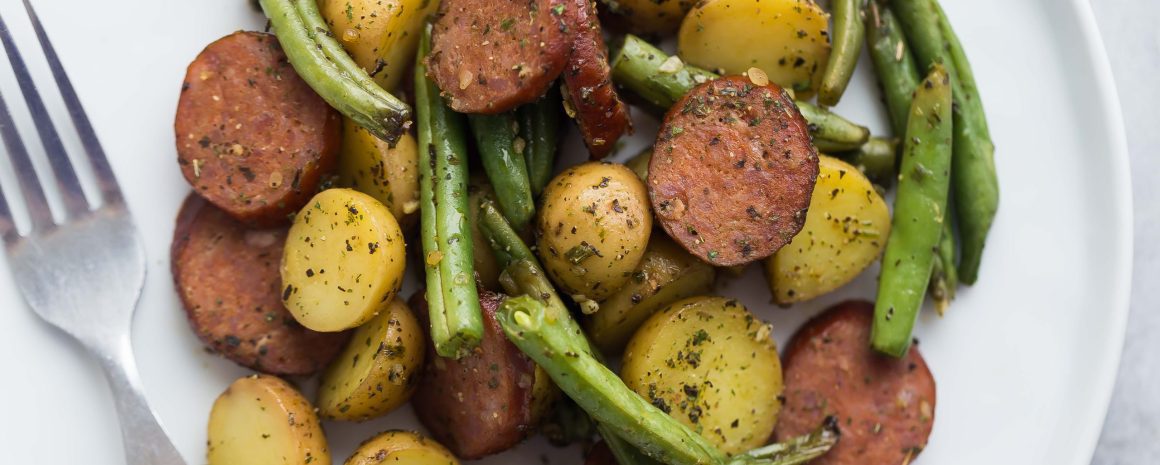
[0,0,1132,463]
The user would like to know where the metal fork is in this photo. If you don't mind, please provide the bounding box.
[0,2,186,464]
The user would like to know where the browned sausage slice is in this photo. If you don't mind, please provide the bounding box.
[427,0,572,114]
[411,290,538,459]
[170,195,349,375]
[563,0,631,159]
[648,75,818,266]
[175,31,341,226]
[774,301,936,465]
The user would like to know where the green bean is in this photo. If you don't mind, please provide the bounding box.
[929,219,958,315]
[610,34,871,151]
[839,136,898,185]
[470,113,537,231]
[259,0,411,144]
[542,398,597,446]
[865,2,957,300]
[415,27,483,359]
[872,64,953,358]
[932,0,998,284]
[892,0,998,284]
[518,86,562,197]
[798,101,872,151]
[599,424,664,465]
[866,2,921,137]
[477,200,537,269]
[736,416,841,465]
[610,34,718,109]
[476,200,578,329]
[818,0,866,106]
[496,296,839,465]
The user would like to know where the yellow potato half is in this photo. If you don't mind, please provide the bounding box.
[317,298,425,421]
[207,375,331,465]
[283,188,406,332]
[765,155,890,304]
[678,0,830,96]
[622,296,783,454]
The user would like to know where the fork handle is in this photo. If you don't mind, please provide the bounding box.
[95,336,187,465]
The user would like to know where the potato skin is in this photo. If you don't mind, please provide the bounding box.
[537,162,652,301]
[677,0,831,97]
[621,296,783,454]
[344,430,460,465]
[765,155,890,304]
[317,298,425,421]
[282,189,407,332]
[586,235,716,354]
[208,375,331,465]
[337,124,420,232]
[319,0,437,91]
[604,0,696,35]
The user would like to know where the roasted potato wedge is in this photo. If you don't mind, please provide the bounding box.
[207,375,331,465]
[317,298,425,421]
[765,155,890,304]
[622,296,783,454]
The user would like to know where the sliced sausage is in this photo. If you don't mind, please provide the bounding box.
[427,0,572,114]
[774,301,936,465]
[648,75,818,266]
[175,31,341,226]
[411,290,538,459]
[563,0,631,159]
[170,195,349,375]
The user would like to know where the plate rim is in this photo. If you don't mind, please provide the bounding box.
[1063,0,1135,462]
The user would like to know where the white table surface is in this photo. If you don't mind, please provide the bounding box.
[1090,0,1160,463]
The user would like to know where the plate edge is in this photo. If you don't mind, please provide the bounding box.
[1064,0,1135,464]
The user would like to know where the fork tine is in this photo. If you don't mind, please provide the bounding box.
[23,0,121,207]
[0,87,52,233]
[0,177,15,243]
[0,8,89,218]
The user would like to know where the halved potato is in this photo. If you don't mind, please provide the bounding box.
[621,296,783,454]
[282,188,406,332]
[586,235,715,354]
[345,430,459,465]
[765,155,891,304]
[337,124,420,232]
[677,0,831,96]
[319,0,438,91]
[207,375,331,465]
[317,298,425,421]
